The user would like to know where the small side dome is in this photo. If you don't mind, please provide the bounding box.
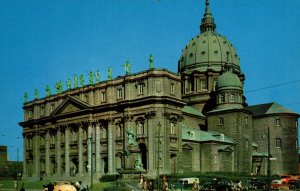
[217,71,242,91]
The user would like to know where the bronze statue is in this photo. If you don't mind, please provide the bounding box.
[108,66,113,80]
[95,70,100,83]
[149,54,154,69]
[34,88,39,99]
[73,74,78,88]
[46,85,51,97]
[80,74,84,87]
[122,60,131,75]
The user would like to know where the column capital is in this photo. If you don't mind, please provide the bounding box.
[145,111,156,119]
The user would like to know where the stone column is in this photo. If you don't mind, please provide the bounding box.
[56,129,62,176]
[107,120,115,174]
[87,124,92,173]
[65,127,70,177]
[22,136,27,178]
[45,130,50,176]
[95,123,101,176]
[78,125,84,176]
[33,131,40,179]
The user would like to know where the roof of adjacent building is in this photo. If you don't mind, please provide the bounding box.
[247,102,298,116]
[182,106,205,117]
[181,127,234,144]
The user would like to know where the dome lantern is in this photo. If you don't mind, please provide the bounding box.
[200,0,216,33]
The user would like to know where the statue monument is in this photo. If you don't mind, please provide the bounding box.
[149,54,154,69]
[108,66,113,80]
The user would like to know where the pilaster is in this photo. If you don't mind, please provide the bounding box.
[64,126,70,177]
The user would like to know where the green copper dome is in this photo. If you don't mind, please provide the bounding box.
[178,0,240,73]
[217,71,242,91]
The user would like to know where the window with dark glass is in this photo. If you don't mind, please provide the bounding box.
[219,117,224,126]
[275,119,280,126]
[275,138,282,148]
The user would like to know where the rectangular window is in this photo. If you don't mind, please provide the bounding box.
[199,79,207,91]
[117,88,123,99]
[188,131,194,139]
[245,117,248,125]
[229,94,234,102]
[28,109,33,119]
[101,91,106,102]
[275,119,280,126]
[296,120,298,128]
[170,83,175,95]
[40,106,45,116]
[219,117,224,126]
[275,138,282,148]
[138,84,144,94]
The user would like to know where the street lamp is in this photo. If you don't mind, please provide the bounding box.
[267,126,271,191]
[156,122,161,191]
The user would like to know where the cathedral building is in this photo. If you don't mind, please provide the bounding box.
[19,0,299,181]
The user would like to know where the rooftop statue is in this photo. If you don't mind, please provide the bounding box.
[122,60,131,75]
[46,85,51,97]
[89,71,94,85]
[34,88,39,99]
[80,74,84,87]
[66,78,71,90]
[108,66,113,80]
[95,70,100,83]
[55,82,60,94]
[24,92,28,103]
[59,80,63,93]
[149,54,154,69]
[73,74,78,88]
[55,81,63,94]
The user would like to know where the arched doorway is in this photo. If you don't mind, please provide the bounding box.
[138,143,148,170]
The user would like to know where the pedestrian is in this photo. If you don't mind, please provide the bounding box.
[20,183,25,191]
[162,176,168,191]
[192,179,199,191]
[143,179,148,191]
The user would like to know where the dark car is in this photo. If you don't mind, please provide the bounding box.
[248,178,268,190]
[200,180,232,191]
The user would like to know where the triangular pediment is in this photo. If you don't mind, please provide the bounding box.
[51,95,91,116]
[182,143,194,150]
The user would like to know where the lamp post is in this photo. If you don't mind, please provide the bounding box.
[16,147,19,191]
[156,122,161,191]
[267,126,271,191]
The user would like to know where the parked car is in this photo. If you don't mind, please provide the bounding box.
[248,178,268,190]
[271,179,290,190]
[174,177,200,191]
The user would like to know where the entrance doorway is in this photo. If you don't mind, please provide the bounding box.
[138,143,148,170]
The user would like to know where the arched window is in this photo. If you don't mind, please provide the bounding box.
[137,121,145,135]
[102,127,107,139]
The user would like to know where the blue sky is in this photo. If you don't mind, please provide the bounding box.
[0,0,299,161]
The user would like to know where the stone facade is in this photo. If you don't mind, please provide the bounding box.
[19,0,299,181]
